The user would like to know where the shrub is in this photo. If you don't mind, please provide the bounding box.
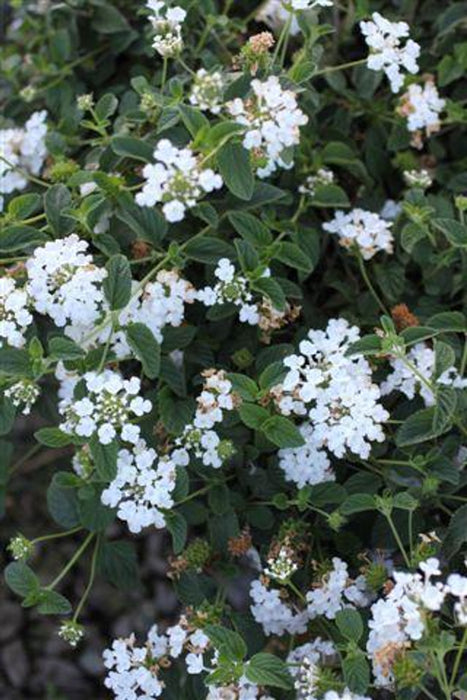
[1,0,467,698]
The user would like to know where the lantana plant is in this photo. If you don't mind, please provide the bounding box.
[1,0,467,698]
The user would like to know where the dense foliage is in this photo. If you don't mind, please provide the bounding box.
[1,0,467,698]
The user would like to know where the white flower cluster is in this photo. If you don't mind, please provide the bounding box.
[274,318,388,463]
[109,269,196,358]
[264,545,298,582]
[0,277,33,348]
[398,78,445,148]
[196,258,261,325]
[403,168,433,189]
[5,379,40,415]
[26,234,107,334]
[381,342,467,407]
[284,0,333,10]
[287,638,336,700]
[0,111,47,211]
[299,168,334,197]
[175,369,236,469]
[250,577,311,636]
[101,440,181,533]
[256,0,300,36]
[227,76,308,178]
[58,370,152,445]
[189,69,224,114]
[323,209,394,260]
[136,139,223,222]
[103,621,210,699]
[306,557,372,620]
[279,422,335,488]
[360,12,420,93]
[146,0,186,57]
[367,558,467,687]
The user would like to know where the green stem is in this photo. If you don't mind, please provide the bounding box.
[73,535,101,622]
[356,252,389,315]
[272,14,292,66]
[46,533,95,591]
[32,527,82,546]
[313,57,367,77]
[0,155,50,188]
[385,513,411,567]
[450,627,467,688]
[161,57,168,91]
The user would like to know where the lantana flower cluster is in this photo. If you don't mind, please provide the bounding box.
[136,139,223,222]
[146,0,186,57]
[227,76,309,178]
[0,110,47,211]
[323,209,394,260]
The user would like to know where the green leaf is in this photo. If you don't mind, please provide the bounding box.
[0,395,15,436]
[261,416,305,448]
[103,255,132,310]
[47,472,80,528]
[79,488,116,532]
[343,652,370,694]
[125,323,161,378]
[5,562,40,597]
[184,236,235,264]
[427,311,467,333]
[311,184,350,208]
[7,193,41,220]
[90,436,119,481]
[245,653,293,689]
[97,540,140,591]
[37,589,72,615]
[340,493,376,515]
[237,404,270,429]
[228,212,272,247]
[166,511,188,554]
[44,184,73,235]
[116,199,167,245]
[442,504,467,559]
[0,348,31,377]
[204,624,247,662]
[432,218,467,246]
[258,361,287,390]
[92,5,130,33]
[34,427,72,447]
[0,225,48,252]
[335,609,364,641]
[226,373,258,401]
[218,142,254,201]
[48,336,85,360]
[274,242,313,272]
[178,104,210,138]
[95,93,118,121]
[433,386,457,433]
[252,277,286,311]
[346,335,382,357]
[396,408,448,447]
[160,355,186,397]
[111,137,154,163]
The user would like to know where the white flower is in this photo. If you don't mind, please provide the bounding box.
[103,628,165,699]
[101,440,180,533]
[146,0,186,57]
[381,342,467,407]
[279,422,334,488]
[274,318,388,461]
[403,169,433,189]
[0,277,33,348]
[360,12,420,93]
[227,76,308,178]
[0,111,47,210]
[299,168,335,197]
[26,234,107,333]
[323,208,394,260]
[189,69,224,114]
[367,558,447,687]
[256,0,300,36]
[136,140,223,222]
[306,558,372,620]
[59,369,152,445]
[4,379,40,415]
[250,578,311,636]
[398,78,445,148]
